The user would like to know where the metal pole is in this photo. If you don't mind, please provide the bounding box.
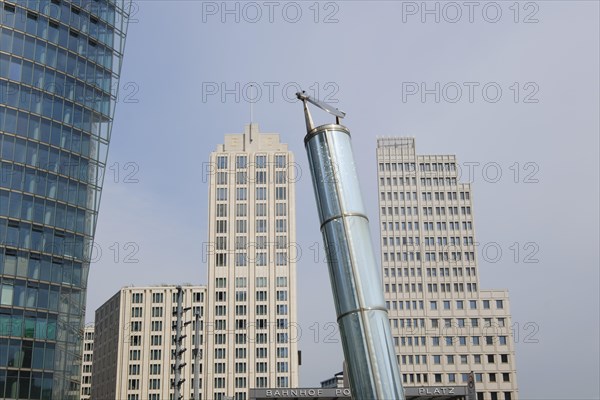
[193,310,201,400]
[299,94,405,400]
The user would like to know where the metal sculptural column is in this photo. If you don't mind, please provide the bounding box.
[297,92,405,400]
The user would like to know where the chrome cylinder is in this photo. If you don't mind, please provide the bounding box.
[304,124,404,400]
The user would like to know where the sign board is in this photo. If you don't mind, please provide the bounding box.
[251,386,471,399]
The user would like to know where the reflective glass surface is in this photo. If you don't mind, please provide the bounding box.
[1,0,129,398]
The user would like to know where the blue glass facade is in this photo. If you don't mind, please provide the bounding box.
[0,0,129,398]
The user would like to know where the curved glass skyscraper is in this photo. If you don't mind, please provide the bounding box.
[0,0,130,398]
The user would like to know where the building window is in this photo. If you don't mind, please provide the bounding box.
[216,291,227,302]
[256,377,268,388]
[150,335,162,346]
[277,333,289,344]
[276,347,288,358]
[150,350,161,360]
[236,188,247,200]
[276,171,287,184]
[149,379,160,390]
[236,220,247,233]
[217,171,228,184]
[256,348,268,358]
[275,155,287,168]
[275,187,286,200]
[215,253,227,267]
[256,219,267,233]
[276,219,287,232]
[152,293,163,303]
[256,277,267,287]
[256,252,267,266]
[216,188,227,201]
[234,236,245,250]
[275,203,287,216]
[277,377,289,388]
[149,364,161,375]
[216,278,226,288]
[256,187,267,200]
[255,155,266,168]
[236,155,247,169]
[236,171,247,184]
[256,171,267,184]
[235,253,247,267]
[131,293,143,303]
[235,204,247,217]
[277,361,289,373]
[276,252,287,266]
[216,221,227,233]
[235,348,247,359]
[150,321,162,331]
[217,156,227,169]
[277,305,288,315]
[276,290,288,301]
[276,277,287,287]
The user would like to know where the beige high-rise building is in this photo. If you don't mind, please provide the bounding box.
[80,325,94,400]
[91,285,207,400]
[204,124,299,400]
[376,138,518,400]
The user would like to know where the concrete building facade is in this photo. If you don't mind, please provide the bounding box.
[204,124,299,400]
[90,285,206,400]
[80,325,93,400]
[87,125,298,400]
[376,138,518,400]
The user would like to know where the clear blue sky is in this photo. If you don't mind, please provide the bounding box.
[87,2,599,398]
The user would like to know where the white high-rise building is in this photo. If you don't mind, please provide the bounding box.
[80,325,94,400]
[376,138,518,400]
[204,124,299,400]
[91,285,207,400]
